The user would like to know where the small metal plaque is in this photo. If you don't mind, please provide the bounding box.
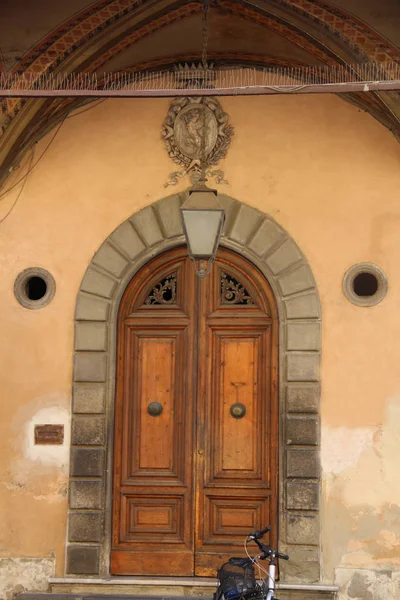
[34,424,64,445]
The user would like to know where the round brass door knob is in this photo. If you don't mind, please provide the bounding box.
[148,401,163,416]
[230,402,246,419]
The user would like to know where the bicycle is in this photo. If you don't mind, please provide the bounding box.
[213,526,289,600]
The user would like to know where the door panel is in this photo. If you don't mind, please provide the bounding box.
[215,335,262,477]
[137,337,176,471]
[111,247,278,576]
[129,332,184,478]
[195,260,277,575]
[111,254,195,575]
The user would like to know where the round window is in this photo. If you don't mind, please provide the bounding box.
[343,263,387,307]
[14,268,56,309]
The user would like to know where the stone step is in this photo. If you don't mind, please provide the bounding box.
[16,596,204,600]
[16,589,337,600]
[50,578,216,598]
[16,580,338,600]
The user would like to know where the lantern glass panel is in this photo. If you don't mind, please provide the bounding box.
[181,209,224,258]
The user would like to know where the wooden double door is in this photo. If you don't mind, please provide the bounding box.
[111,247,278,576]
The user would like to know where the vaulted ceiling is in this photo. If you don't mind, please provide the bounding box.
[0,0,399,185]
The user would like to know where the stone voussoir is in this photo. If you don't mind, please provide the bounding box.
[80,267,117,299]
[130,205,164,247]
[265,237,303,275]
[92,242,129,278]
[278,264,315,297]
[218,194,239,236]
[155,194,184,239]
[228,203,262,245]
[109,220,146,260]
[247,217,286,258]
[284,292,321,320]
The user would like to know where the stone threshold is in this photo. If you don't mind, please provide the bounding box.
[50,577,338,593]
[50,578,217,587]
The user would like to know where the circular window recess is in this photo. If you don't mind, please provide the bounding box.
[343,263,388,307]
[14,267,56,309]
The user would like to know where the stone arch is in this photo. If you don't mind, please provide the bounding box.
[67,193,321,583]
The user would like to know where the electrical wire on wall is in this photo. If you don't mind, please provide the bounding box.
[0,96,105,205]
[0,115,66,202]
[0,148,35,224]
[67,98,106,119]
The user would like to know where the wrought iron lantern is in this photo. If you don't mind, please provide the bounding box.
[180,185,225,279]
[179,0,226,279]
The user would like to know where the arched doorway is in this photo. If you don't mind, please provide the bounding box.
[68,194,321,582]
[110,246,279,576]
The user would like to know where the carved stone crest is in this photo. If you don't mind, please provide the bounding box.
[162,97,233,187]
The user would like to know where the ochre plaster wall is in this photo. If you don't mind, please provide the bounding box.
[0,95,400,598]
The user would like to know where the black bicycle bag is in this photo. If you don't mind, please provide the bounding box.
[216,559,260,600]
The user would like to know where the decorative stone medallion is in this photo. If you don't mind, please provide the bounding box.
[162,97,233,186]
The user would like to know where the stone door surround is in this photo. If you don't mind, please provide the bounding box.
[68,193,321,582]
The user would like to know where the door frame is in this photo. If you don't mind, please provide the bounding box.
[68,193,321,583]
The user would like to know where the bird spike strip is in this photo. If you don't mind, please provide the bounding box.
[0,62,399,97]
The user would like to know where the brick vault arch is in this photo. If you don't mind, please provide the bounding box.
[67,193,321,583]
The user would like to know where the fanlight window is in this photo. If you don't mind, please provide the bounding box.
[220,272,254,305]
[144,273,177,305]
[142,270,255,307]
